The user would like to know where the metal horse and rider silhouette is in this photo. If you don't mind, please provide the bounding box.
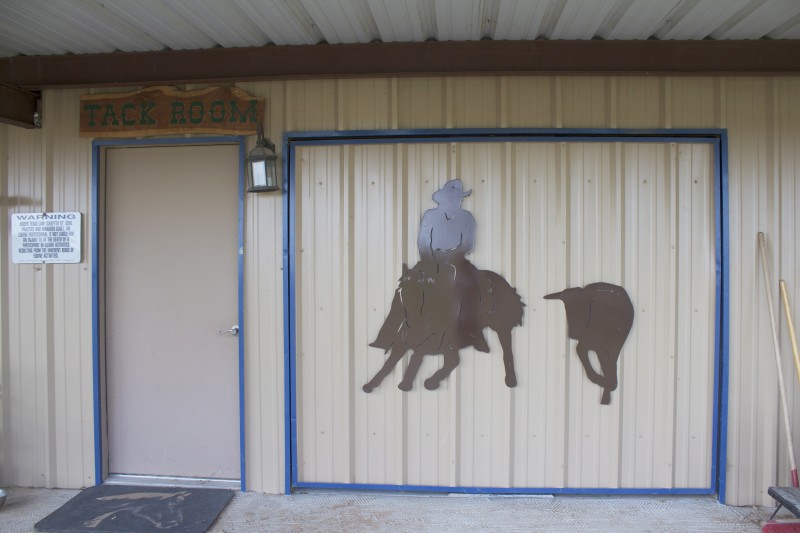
[362,179,634,405]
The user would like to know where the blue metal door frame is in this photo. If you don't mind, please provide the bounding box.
[283,127,729,500]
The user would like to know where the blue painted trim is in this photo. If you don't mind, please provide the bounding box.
[283,127,729,498]
[282,134,296,495]
[91,136,241,147]
[716,131,731,504]
[285,127,727,142]
[91,141,103,486]
[90,136,247,487]
[292,136,718,148]
[283,136,297,494]
[292,481,713,496]
[708,137,722,500]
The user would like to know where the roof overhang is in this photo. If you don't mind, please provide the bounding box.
[3,39,800,90]
[2,39,800,129]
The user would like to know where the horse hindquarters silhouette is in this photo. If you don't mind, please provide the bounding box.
[363,262,524,392]
[544,282,634,405]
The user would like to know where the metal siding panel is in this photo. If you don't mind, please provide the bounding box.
[512,142,568,487]
[3,128,45,488]
[0,124,4,484]
[769,78,800,495]
[403,143,456,488]
[298,145,342,482]
[353,144,403,485]
[337,79,393,130]
[668,77,718,129]
[777,79,800,498]
[673,143,697,488]
[448,77,501,129]
[616,78,664,129]
[1,89,95,489]
[46,90,95,489]
[457,143,512,487]
[688,143,716,488]
[285,80,338,132]
[236,80,287,495]
[560,77,610,128]
[397,78,447,129]
[722,77,776,505]
[503,77,557,128]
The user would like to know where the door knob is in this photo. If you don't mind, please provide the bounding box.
[219,325,240,336]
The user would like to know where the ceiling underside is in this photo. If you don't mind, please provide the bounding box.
[1,0,800,59]
[2,0,800,128]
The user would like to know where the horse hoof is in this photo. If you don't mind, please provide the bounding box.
[505,375,517,388]
[398,382,413,392]
[362,384,374,393]
[424,378,440,390]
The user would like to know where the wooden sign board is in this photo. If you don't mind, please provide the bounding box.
[79,86,264,138]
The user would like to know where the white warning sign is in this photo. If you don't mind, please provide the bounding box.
[11,212,81,264]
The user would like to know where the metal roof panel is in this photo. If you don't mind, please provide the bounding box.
[0,0,797,59]
[494,0,550,40]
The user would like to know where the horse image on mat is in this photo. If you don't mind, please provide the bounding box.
[82,491,190,530]
[363,179,524,393]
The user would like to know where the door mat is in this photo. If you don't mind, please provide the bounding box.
[34,484,234,533]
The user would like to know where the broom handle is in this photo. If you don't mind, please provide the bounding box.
[759,232,799,487]
[781,280,800,386]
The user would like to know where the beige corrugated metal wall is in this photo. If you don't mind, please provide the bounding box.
[294,140,715,490]
[0,77,799,505]
[0,89,95,488]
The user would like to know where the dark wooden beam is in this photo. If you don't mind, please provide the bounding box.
[0,84,39,128]
[2,39,800,89]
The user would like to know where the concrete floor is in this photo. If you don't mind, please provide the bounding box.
[0,486,790,532]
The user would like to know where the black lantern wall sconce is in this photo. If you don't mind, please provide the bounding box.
[246,124,280,192]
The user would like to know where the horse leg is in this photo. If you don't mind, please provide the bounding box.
[423,348,460,390]
[496,327,517,388]
[363,345,407,393]
[597,349,620,405]
[399,350,425,391]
